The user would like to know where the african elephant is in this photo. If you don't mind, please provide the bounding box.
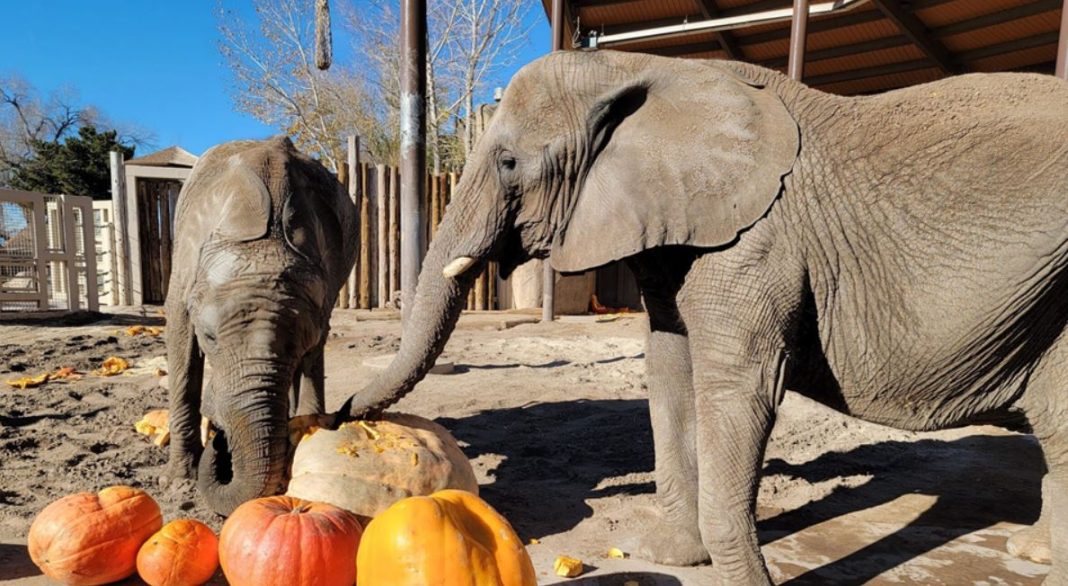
[162,136,356,515]
[339,50,1068,583]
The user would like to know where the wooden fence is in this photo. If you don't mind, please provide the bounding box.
[335,161,497,311]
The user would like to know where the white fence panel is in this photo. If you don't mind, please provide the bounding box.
[0,189,98,312]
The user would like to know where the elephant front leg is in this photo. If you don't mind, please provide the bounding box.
[160,304,204,489]
[1007,474,1052,564]
[693,345,786,585]
[635,290,708,565]
[297,342,326,416]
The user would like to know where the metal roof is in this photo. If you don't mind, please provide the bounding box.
[540,0,1064,94]
[125,146,198,168]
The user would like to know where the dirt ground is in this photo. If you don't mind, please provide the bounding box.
[0,306,1051,585]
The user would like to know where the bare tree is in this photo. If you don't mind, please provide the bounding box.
[218,0,385,170]
[0,76,155,186]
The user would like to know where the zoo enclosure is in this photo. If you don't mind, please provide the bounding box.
[0,189,99,313]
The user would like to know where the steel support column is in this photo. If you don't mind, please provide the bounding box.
[1057,0,1068,79]
[400,0,427,323]
[788,0,809,81]
[543,0,564,323]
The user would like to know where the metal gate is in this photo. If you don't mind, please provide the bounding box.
[0,189,98,312]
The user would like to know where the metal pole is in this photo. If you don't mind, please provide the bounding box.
[1056,0,1068,80]
[787,0,809,81]
[543,0,565,323]
[400,0,427,323]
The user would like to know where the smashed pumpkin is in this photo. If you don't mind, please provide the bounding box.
[28,485,163,586]
[136,519,219,586]
[286,413,477,520]
[357,489,536,586]
[219,495,362,586]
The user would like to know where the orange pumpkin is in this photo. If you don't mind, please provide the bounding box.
[219,496,362,586]
[136,519,219,586]
[357,489,536,586]
[28,485,163,586]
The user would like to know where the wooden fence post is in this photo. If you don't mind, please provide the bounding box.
[389,166,401,305]
[346,136,359,308]
[336,162,350,309]
[376,164,389,308]
[358,161,372,309]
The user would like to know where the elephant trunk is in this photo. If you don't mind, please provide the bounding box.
[198,368,290,516]
[340,173,499,420]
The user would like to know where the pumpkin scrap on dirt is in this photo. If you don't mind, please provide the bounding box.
[607,547,627,559]
[125,325,165,337]
[28,485,163,586]
[553,555,585,578]
[136,519,219,586]
[135,410,171,447]
[5,372,50,389]
[357,489,536,586]
[96,356,131,376]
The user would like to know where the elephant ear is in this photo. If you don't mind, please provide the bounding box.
[550,64,799,272]
[215,162,272,242]
[281,166,346,278]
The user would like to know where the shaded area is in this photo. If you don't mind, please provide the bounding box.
[438,399,656,538]
[562,572,684,585]
[761,434,1044,584]
[0,543,39,581]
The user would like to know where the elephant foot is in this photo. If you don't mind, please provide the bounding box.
[636,521,711,566]
[159,461,197,493]
[1007,523,1051,564]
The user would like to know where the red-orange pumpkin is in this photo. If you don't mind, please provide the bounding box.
[136,519,219,586]
[28,485,163,586]
[219,496,363,586]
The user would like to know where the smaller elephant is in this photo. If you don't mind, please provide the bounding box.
[161,136,356,515]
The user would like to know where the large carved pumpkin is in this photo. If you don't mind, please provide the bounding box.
[218,495,362,586]
[357,489,536,586]
[136,519,219,586]
[28,485,163,586]
[287,413,478,520]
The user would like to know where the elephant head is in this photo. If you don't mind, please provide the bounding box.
[340,50,799,418]
[184,138,353,514]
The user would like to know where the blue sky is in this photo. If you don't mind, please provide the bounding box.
[0,1,550,157]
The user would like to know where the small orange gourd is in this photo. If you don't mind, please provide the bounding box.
[357,489,537,586]
[136,519,219,586]
[219,495,362,586]
[28,485,163,586]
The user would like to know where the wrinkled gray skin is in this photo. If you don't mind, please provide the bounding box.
[340,50,1068,584]
[162,137,356,516]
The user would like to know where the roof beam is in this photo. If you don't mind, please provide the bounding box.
[871,0,962,74]
[695,0,744,59]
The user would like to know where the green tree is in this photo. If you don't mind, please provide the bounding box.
[10,126,134,199]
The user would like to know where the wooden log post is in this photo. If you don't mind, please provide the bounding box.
[389,166,401,306]
[336,161,350,309]
[108,152,130,305]
[346,136,359,308]
[376,164,389,308]
[358,161,372,309]
[430,173,441,240]
[487,261,497,310]
[399,0,428,322]
[1058,0,1068,79]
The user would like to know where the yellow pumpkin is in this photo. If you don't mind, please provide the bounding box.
[357,489,536,586]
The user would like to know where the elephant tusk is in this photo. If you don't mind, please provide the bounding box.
[200,417,215,447]
[442,256,477,279]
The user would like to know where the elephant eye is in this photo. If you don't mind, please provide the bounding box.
[498,154,516,171]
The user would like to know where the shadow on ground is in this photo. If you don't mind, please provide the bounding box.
[0,543,38,581]
[438,398,656,538]
[763,433,1043,584]
[440,398,1045,583]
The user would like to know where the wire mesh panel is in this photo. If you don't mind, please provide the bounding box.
[0,189,98,313]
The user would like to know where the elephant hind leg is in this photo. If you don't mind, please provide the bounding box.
[1017,333,1068,580]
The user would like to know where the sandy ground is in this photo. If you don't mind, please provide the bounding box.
[0,306,1051,585]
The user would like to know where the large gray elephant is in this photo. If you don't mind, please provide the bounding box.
[162,136,356,515]
[339,50,1068,583]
